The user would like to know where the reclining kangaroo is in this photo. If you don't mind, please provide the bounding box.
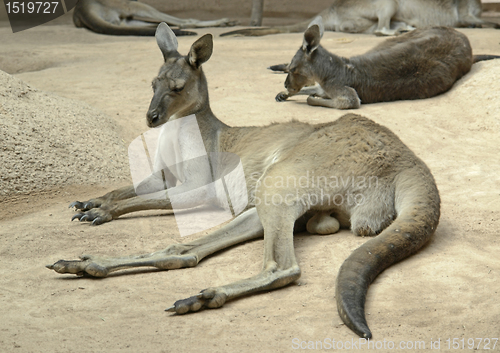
[47,23,441,339]
[274,20,500,109]
[73,0,237,36]
[221,0,499,37]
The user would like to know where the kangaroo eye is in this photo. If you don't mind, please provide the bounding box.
[172,86,184,93]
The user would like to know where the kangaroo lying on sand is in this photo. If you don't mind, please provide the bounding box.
[221,0,499,37]
[47,23,441,339]
[274,21,500,109]
[73,0,237,36]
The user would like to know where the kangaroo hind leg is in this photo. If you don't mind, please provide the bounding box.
[48,208,264,277]
[166,203,301,314]
[127,1,236,28]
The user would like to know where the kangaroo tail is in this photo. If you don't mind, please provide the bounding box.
[473,55,500,63]
[336,168,440,338]
[220,18,312,37]
[268,63,289,72]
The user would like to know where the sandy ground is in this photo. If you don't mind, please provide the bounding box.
[0,9,500,353]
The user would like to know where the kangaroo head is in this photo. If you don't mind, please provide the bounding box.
[284,19,323,94]
[147,23,213,128]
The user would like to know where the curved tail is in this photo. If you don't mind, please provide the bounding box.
[336,168,440,338]
[473,55,500,63]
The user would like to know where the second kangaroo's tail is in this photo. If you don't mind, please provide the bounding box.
[268,63,289,72]
[336,168,440,338]
[473,55,500,63]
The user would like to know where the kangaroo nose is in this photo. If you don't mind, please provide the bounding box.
[147,110,159,126]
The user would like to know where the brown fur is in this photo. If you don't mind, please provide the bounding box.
[73,0,237,36]
[47,24,441,339]
[221,0,499,37]
[276,25,499,109]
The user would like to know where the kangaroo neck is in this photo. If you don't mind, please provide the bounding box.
[312,46,353,87]
[193,104,229,153]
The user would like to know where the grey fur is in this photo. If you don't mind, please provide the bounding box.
[276,26,499,109]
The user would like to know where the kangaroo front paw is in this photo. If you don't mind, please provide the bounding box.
[71,207,113,225]
[46,255,109,277]
[165,288,228,314]
[275,91,289,102]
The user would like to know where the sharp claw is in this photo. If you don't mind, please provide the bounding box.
[71,214,83,221]
[46,264,54,269]
[84,202,94,209]
[69,201,83,209]
[80,215,89,222]
[91,218,102,226]
[165,306,176,312]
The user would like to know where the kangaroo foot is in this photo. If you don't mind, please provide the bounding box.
[218,18,239,27]
[46,255,109,277]
[165,287,228,314]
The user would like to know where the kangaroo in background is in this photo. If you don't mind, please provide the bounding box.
[47,23,441,339]
[73,0,237,36]
[221,0,499,37]
[274,19,500,109]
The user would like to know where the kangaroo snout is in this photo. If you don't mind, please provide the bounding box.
[284,75,298,93]
[147,109,160,127]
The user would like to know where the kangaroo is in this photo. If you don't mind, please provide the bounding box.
[47,23,441,339]
[274,21,500,109]
[73,0,237,36]
[221,0,499,37]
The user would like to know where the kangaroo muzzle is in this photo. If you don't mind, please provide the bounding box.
[147,91,166,127]
[147,109,160,127]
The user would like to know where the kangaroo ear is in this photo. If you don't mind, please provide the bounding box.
[302,17,323,54]
[156,22,179,60]
[187,34,213,69]
[308,16,325,38]
[302,25,322,54]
